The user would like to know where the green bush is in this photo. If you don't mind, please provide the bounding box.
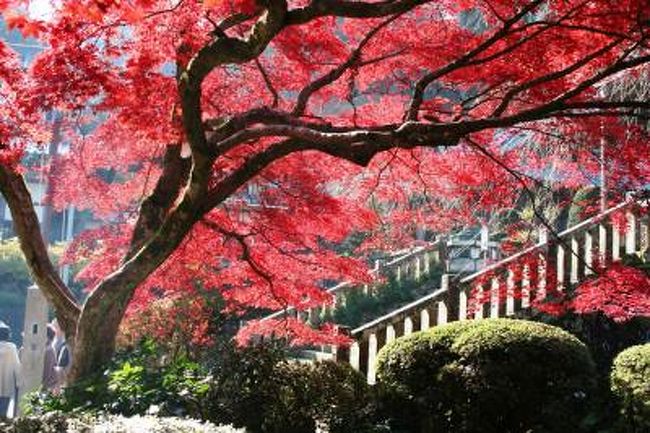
[331,267,443,328]
[265,361,376,433]
[309,361,376,433]
[29,338,210,418]
[204,341,287,431]
[31,340,377,433]
[525,311,650,431]
[611,344,650,432]
[376,318,597,433]
[207,343,375,433]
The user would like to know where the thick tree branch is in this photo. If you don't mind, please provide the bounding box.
[183,0,288,86]
[286,0,432,25]
[201,123,462,212]
[0,165,80,341]
[128,144,192,258]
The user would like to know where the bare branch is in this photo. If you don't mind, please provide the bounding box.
[255,58,279,108]
[201,219,289,309]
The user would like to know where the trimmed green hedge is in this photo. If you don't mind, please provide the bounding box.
[376,319,597,433]
[611,344,650,432]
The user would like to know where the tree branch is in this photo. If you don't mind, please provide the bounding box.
[292,13,402,116]
[255,58,279,108]
[492,38,623,117]
[201,219,289,309]
[406,0,547,120]
[0,165,80,341]
[128,144,192,258]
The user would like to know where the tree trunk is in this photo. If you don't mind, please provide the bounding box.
[67,153,214,381]
[68,286,131,380]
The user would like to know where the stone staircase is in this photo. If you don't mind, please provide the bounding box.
[340,197,649,383]
[261,239,447,326]
[261,195,649,383]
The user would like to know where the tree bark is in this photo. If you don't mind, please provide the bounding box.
[129,144,191,256]
[0,165,80,341]
[67,151,214,381]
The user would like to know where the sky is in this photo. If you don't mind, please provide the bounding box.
[27,0,54,20]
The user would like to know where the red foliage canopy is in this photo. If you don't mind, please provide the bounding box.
[572,263,650,322]
[0,0,649,368]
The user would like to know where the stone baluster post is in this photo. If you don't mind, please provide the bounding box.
[441,274,460,323]
[506,268,516,316]
[584,229,594,276]
[367,333,378,385]
[20,285,49,406]
[521,263,531,308]
[625,211,637,255]
[570,235,580,284]
[420,308,430,330]
[490,277,501,318]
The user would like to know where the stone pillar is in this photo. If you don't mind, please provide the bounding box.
[442,274,460,322]
[332,326,351,364]
[20,285,49,401]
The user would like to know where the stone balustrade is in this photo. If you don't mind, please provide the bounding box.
[260,239,445,324]
[340,198,649,383]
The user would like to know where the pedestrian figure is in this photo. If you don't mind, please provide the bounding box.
[0,321,21,419]
[42,325,57,392]
[50,319,71,391]
[55,340,71,389]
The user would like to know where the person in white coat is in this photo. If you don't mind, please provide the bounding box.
[0,321,21,419]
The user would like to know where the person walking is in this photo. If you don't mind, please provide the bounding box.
[0,321,21,419]
[55,339,71,390]
[50,319,71,391]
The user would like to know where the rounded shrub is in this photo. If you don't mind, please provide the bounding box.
[376,318,597,433]
[258,360,377,433]
[207,345,376,433]
[611,344,650,432]
[307,361,376,433]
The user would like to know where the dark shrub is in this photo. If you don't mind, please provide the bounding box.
[0,412,67,433]
[205,341,287,432]
[611,344,650,432]
[306,361,376,433]
[376,318,597,433]
[208,344,375,433]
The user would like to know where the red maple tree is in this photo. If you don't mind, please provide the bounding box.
[0,0,649,381]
